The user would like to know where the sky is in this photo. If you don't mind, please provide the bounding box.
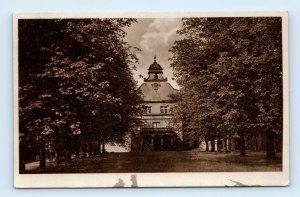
[123,18,183,89]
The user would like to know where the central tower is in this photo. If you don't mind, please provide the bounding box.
[131,56,182,152]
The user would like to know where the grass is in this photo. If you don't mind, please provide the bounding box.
[26,150,282,173]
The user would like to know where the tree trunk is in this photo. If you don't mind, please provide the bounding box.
[75,136,80,158]
[266,128,276,160]
[55,131,62,164]
[255,135,258,151]
[240,131,246,156]
[101,142,106,154]
[98,140,101,155]
[224,138,228,153]
[19,157,26,173]
[82,141,87,157]
[210,140,215,152]
[66,151,72,160]
[56,148,61,164]
[40,143,46,168]
[19,143,26,173]
[217,137,221,152]
[88,142,92,156]
[275,133,282,152]
[228,134,232,152]
[205,139,209,151]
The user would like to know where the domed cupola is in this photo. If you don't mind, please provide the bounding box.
[148,56,163,74]
[145,56,167,82]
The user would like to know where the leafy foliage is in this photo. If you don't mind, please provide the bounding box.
[170,17,282,156]
[18,19,142,169]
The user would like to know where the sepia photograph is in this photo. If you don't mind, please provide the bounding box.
[13,12,289,187]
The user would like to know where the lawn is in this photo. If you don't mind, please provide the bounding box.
[25,150,282,173]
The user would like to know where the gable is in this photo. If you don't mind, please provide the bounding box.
[139,81,178,102]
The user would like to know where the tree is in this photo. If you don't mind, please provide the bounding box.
[170,17,282,159]
[18,18,142,171]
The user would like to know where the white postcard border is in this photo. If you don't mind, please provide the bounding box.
[13,11,289,188]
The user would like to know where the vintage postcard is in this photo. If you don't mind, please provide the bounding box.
[13,12,289,188]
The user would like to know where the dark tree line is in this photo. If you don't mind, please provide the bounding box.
[170,17,283,159]
[18,19,142,172]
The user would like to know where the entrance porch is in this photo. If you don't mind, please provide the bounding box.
[140,128,178,151]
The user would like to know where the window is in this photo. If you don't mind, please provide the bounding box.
[153,122,160,128]
[145,106,152,114]
[160,106,168,114]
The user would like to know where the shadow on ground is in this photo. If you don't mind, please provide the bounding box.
[25,150,282,173]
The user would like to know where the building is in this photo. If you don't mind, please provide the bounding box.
[131,57,182,151]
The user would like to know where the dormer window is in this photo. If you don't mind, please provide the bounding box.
[160,106,168,114]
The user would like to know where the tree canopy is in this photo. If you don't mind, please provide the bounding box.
[170,17,283,158]
[18,18,143,171]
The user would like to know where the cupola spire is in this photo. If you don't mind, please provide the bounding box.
[144,56,167,82]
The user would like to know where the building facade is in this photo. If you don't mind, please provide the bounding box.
[131,57,182,151]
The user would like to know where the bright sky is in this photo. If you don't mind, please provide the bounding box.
[123,18,182,89]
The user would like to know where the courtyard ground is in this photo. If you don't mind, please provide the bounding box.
[25,150,282,173]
